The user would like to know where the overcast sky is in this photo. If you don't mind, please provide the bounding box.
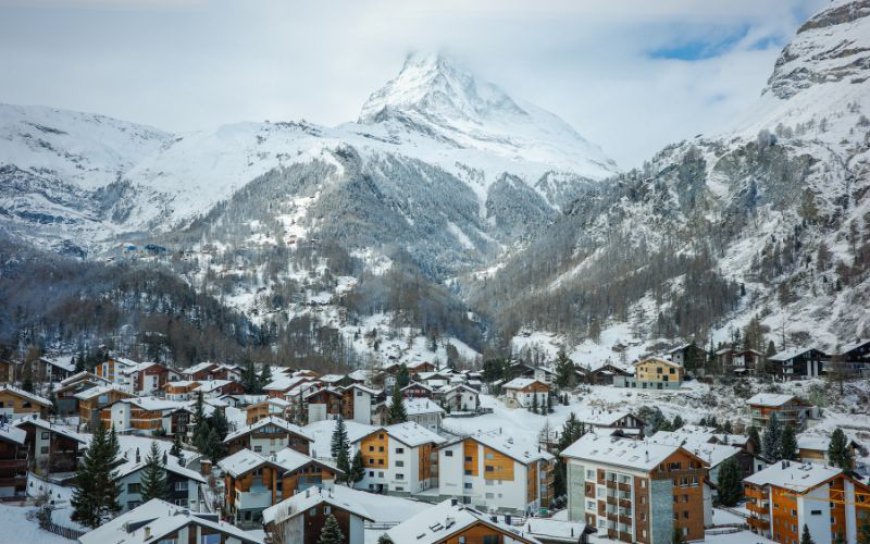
[0,0,828,168]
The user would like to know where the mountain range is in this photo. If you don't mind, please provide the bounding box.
[1,0,868,368]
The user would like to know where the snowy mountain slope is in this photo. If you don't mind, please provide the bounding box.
[0,54,616,262]
[358,52,617,181]
[474,0,870,361]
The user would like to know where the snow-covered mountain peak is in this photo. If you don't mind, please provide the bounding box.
[359,52,526,125]
[357,52,618,179]
[764,0,870,100]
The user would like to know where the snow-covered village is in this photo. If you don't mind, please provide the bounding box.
[1,0,870,543]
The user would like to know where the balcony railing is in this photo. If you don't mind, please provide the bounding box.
[746,501,769,515]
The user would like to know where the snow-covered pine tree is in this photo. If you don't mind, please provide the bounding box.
[827,428,852,469]
[140,441,169,501]
[387,386,407,424]
[780,425,798,461]
[762,412,782,460]
[331,416,348,459]
[318,514,345,544]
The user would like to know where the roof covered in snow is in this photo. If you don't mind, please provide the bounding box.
[262,485,373,526]
[502,378,547,390]
[385,499,540,544]
[561,433,707,472]
[0,385,52,406]
[0,422,26,445]
[460,430,554,465]
[744,461,843,493]
[746,393,801,407]
[13,417,87,443]
[78,498,261,544]
[223,416,313,444]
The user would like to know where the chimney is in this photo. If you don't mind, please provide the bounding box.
[135,448,140,463]
[144,527,151,539]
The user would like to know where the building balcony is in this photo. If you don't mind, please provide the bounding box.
[606,496,618,506]
[744,487,765,500]
[0,459,27,470]
[618,498,632,509]
[605,479,618,489]
[235,489,273,511]
[746,501,769,515]
[748,516,770,531]
[617,482,631,492]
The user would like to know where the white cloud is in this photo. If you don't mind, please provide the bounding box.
[0,0,829,168]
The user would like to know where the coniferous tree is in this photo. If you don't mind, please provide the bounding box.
[530,393,538,413]
[377,535,394,544]
[350,449,365,485]
[716,457,742,507]
[722,420,733,434]
[205,427,226,461]
[780,425,798,461]
[387,386,407,424]
[192,392,211,452]
[763,412,783,460]
[318,514,344,544]
[170,432,184,460]
[747,426,761,449]
[140,441,169,501]
[258,364,273,392]
[828,428,852,469]
[673,415,685,429]
[331,416,349,459]
[71,425,122,528]
[396,364,410,389]
[210,408,230,441]
[672,526,687,544]
[241,360,259,393]
[554,351,574,390]
[800,524,815,544]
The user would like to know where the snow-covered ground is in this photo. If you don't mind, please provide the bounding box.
[0,505,75,544]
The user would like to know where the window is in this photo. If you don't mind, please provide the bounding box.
[128,483,141,494]
[395,486,403,491]
[811,510,821,516]
[465,470,472,475]
[485,466,494,472]
[396,448,404,454]
[253,446,262,453]
[41,432,50,439]
[378,472,384,477]
[309,508,317,517]
[483,536,499,544]
[445,451,453,457]
[396,474,404,480]
[485,453,494,460]
[369,446,375,452]
[465,456,473,463]
[369,471,374,477]
[128,501,141,510]
[324,506,331,515]
[464,483,472,489]
[378,459,384,465]
[683,511,689,519]
[40,446,49,454]
[175,481,187,491]
[485,493,494,499]
[396,460,404,467]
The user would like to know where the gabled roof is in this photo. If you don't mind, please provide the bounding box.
[116,396,188,412]
[181,361,218,375]
[223,416,313,444]
[385,397,445,416]
[115,449,206,483]
[502,377,548,390]
[451,430,554,465]
[634,356,682,368]
[744,461,843,494]
[439,383,479,396]
[218,448,284,478]
[768,347,825,362]
[13,417,87,443]
[39,355,76,373]
[192,379,234,393]
[0,385,52,406]
[73,383,130,400]
[561,433,708,472]
[263,375,310,392]
[354,421,445,448]
[341,382,379,395]
[262,485,374,526]
[58,370,109,387]
[386,499,540,544]
[78,498,261,544]
[648,432,742,468]
[522,519,587,544]
[304,419,377,460]
[401,381,434,392]
[0,422,26,445]
[304,386,342,401]
[746,393,801,407]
